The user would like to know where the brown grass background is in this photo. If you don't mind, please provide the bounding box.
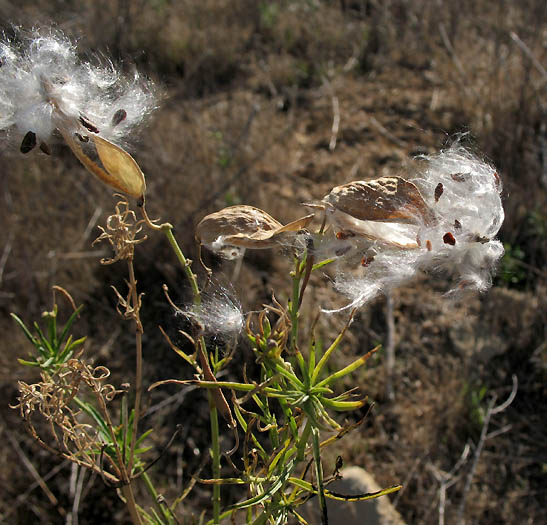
[0,1,545,523]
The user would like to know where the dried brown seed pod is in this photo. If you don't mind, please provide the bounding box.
[196,205,314,259]
[323,176,433,225]
[61,131,146,198]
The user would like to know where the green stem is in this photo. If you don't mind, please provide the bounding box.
[296,420,312,462]
[141,470,172,524]
[128,260,143,476]
[311,426,328,525]
[290,258,301,352]
[162,226,201,304]
[209,401,221,524]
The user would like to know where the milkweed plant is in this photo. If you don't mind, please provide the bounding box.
[3,28,505,524]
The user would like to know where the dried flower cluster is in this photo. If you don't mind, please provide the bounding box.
[93,197,146,264]
[14,359,118,468]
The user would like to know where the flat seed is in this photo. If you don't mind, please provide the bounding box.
[79,115,100,134]
[20,131,37,154]
[360,255,375,267]
[443,232,456,245]
[111,109,127,127]
[39,142,51,155]
[450,172,468,182]
[434,183,443,202]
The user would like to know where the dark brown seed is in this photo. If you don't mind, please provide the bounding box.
[20,131,37,154]
[360,255,375,267]
[416,235,422,247]
[111,109,127,127]
[426,240,432,251]
[79,115,99,134]
[493,171,501,188]
[443,232,456,245]
[434,183,444,202]
[39,142,51,155]
[75,133,89,143]
[336,230,355,240]
[450,172,468,182]
[454,219,462,230]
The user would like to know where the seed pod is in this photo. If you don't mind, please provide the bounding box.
[61,130,146,198]
[323,176,433,225]
[196,205,314,259]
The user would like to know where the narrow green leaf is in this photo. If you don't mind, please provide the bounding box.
[320,397,367,411]
[227,459,295,510]
[11,313,37,346]
[33,322,54,355]
[274,363,304,389]
[287,478,402,501]
[311,258,336,271]
[316,346,380,388]
[74,397,111,443]
[311,316,353,383]
[17,358,40,367]
[57,305,84,349]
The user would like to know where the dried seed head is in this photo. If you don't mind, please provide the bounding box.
[93,197,146,264]
[196,205,314,260]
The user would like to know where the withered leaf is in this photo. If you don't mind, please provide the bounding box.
[324,177,433,225]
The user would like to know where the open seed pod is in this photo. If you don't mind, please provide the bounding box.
[324,177,433,224]
[321,177,435,248]
[61,131,146,199]
[196,205,314,260]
